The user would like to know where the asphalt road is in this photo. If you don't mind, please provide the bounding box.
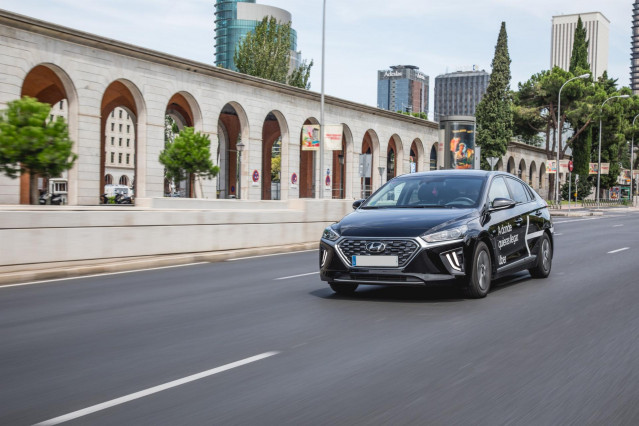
[1,211,639,425]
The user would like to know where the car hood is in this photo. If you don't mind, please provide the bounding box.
[335,208,478,238]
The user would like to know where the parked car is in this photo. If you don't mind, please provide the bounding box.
[319,170,553,298]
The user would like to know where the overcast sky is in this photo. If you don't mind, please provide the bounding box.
[1,1,634,111]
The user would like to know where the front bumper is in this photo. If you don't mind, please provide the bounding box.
[319,236,469,286]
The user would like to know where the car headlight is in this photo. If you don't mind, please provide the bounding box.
[322,226,340,241]
[421,225,468,243]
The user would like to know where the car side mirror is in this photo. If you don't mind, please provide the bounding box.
[352,199,365,209]
[490,197,516,211]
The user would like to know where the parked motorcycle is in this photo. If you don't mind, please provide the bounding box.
[114,193,133,204]
[39,192,63,205]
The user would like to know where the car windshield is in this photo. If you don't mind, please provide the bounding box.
[362,175,486,209]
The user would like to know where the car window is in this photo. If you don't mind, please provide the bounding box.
[505,178,530,204]
[488,177,510,202]
[369,182,406,206]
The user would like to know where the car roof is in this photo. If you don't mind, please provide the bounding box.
[397,169,496,178]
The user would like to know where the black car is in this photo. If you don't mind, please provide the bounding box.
[319,170,553,298]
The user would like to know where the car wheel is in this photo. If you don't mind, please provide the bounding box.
[464,241,491,299]
[529,233,552,278]
[329,282,358,295]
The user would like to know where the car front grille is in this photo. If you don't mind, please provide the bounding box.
[337,239,419,267]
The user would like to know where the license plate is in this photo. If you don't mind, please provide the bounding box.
[352,255,398,267]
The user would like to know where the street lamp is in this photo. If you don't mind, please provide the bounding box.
[631,113,639,201]
[597,95,629,206]
[236,139,245,200]
[319,0,326,199]
[556,73,590,205]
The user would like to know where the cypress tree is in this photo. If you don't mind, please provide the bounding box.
[569,17,590,74]
[475,22,513,169]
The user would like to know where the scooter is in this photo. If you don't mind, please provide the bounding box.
[39,192,63,205]
[114,193,133,204]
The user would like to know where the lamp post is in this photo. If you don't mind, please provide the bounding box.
[556,73,590,205]
[236,139,245,200]
[631,113,639,201]
[319,0,326,199]
[597,95,629,207]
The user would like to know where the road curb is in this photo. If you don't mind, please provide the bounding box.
[0,242,318,286]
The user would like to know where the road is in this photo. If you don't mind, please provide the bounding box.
[1,210,639,425]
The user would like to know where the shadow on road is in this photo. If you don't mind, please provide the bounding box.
[310,271,534,303]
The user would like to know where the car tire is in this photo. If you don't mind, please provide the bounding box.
[529,233,552,278]
[329,282,358,295]
[464,241,491,299]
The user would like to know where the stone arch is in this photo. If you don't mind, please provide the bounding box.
[337,124,354,199]
[105,174,114,185]
[386,134,403,181]
[429,144,438,170]
[361,129,380,198]
[299,117,319,198]
[410,139,424,173]
[164,92,203,197]
[529,161,537,188]
[217,101,250,199]
[100,79,147,203]
[506,156,516,175]
[518,158,526,181]
[261,110,289,200]
[20,63,79,204]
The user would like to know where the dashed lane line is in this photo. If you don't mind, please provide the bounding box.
[226,250,316,262]
[33,351,280,425]
[274,272,317,280]
[608,247,630,254]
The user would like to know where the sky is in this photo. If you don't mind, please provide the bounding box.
[1,0,634,112]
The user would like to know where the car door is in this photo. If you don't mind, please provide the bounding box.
[486,176,520,269]
[505,177,535,261]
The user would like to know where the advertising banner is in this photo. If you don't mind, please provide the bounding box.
[324,124,343,151]
[546,161,557,174]
[301,125,320,151]
[448,123,475,169]
[558,160,570,173]
[589,163,610,175]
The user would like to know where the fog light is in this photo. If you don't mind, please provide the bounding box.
[320,249,328,267]
[442,249,464,272]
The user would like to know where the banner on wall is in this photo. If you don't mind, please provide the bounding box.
[558,160,571,173]
[588,163,610,175]
[546,160,557,174]
[301,125,320,151]
[301,124,344,151]
[324,125,343,151]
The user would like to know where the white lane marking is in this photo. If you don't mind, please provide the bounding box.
[33,351,279,426]
[608,247,630,254]
[226,249,316,262]
[0,263,209,289]
[612,224,624,227]
[274,272,317,281]
[553,218,601,224]
[554,233,563,236]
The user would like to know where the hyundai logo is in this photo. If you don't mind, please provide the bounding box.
[366,242,386,253]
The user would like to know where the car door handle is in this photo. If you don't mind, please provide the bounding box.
[514,217,523,225]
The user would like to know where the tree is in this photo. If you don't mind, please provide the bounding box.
[158,127,219,198]
[0,96,77,204]
[569,17,589,74]
[475,22,513,169]
[234,16,313,89]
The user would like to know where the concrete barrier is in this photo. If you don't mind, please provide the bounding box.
[0,198,354,267]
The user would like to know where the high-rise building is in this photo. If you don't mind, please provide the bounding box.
[632,1,639,94]
[214,0,299,72]
[434,69,489,120]
[551,12,609,79]
[377,65,429,116]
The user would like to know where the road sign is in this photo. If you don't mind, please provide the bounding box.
[487,157,499,171]
[568,161,573,172]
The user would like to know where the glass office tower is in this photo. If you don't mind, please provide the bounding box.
[215,0,298,71]
[377,65,429,116]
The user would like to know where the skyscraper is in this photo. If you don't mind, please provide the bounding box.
[550,12,609,79]
[377,65,429,116]
[434,69,489,120]
[214,0,299,71]
[632,1,639,94]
